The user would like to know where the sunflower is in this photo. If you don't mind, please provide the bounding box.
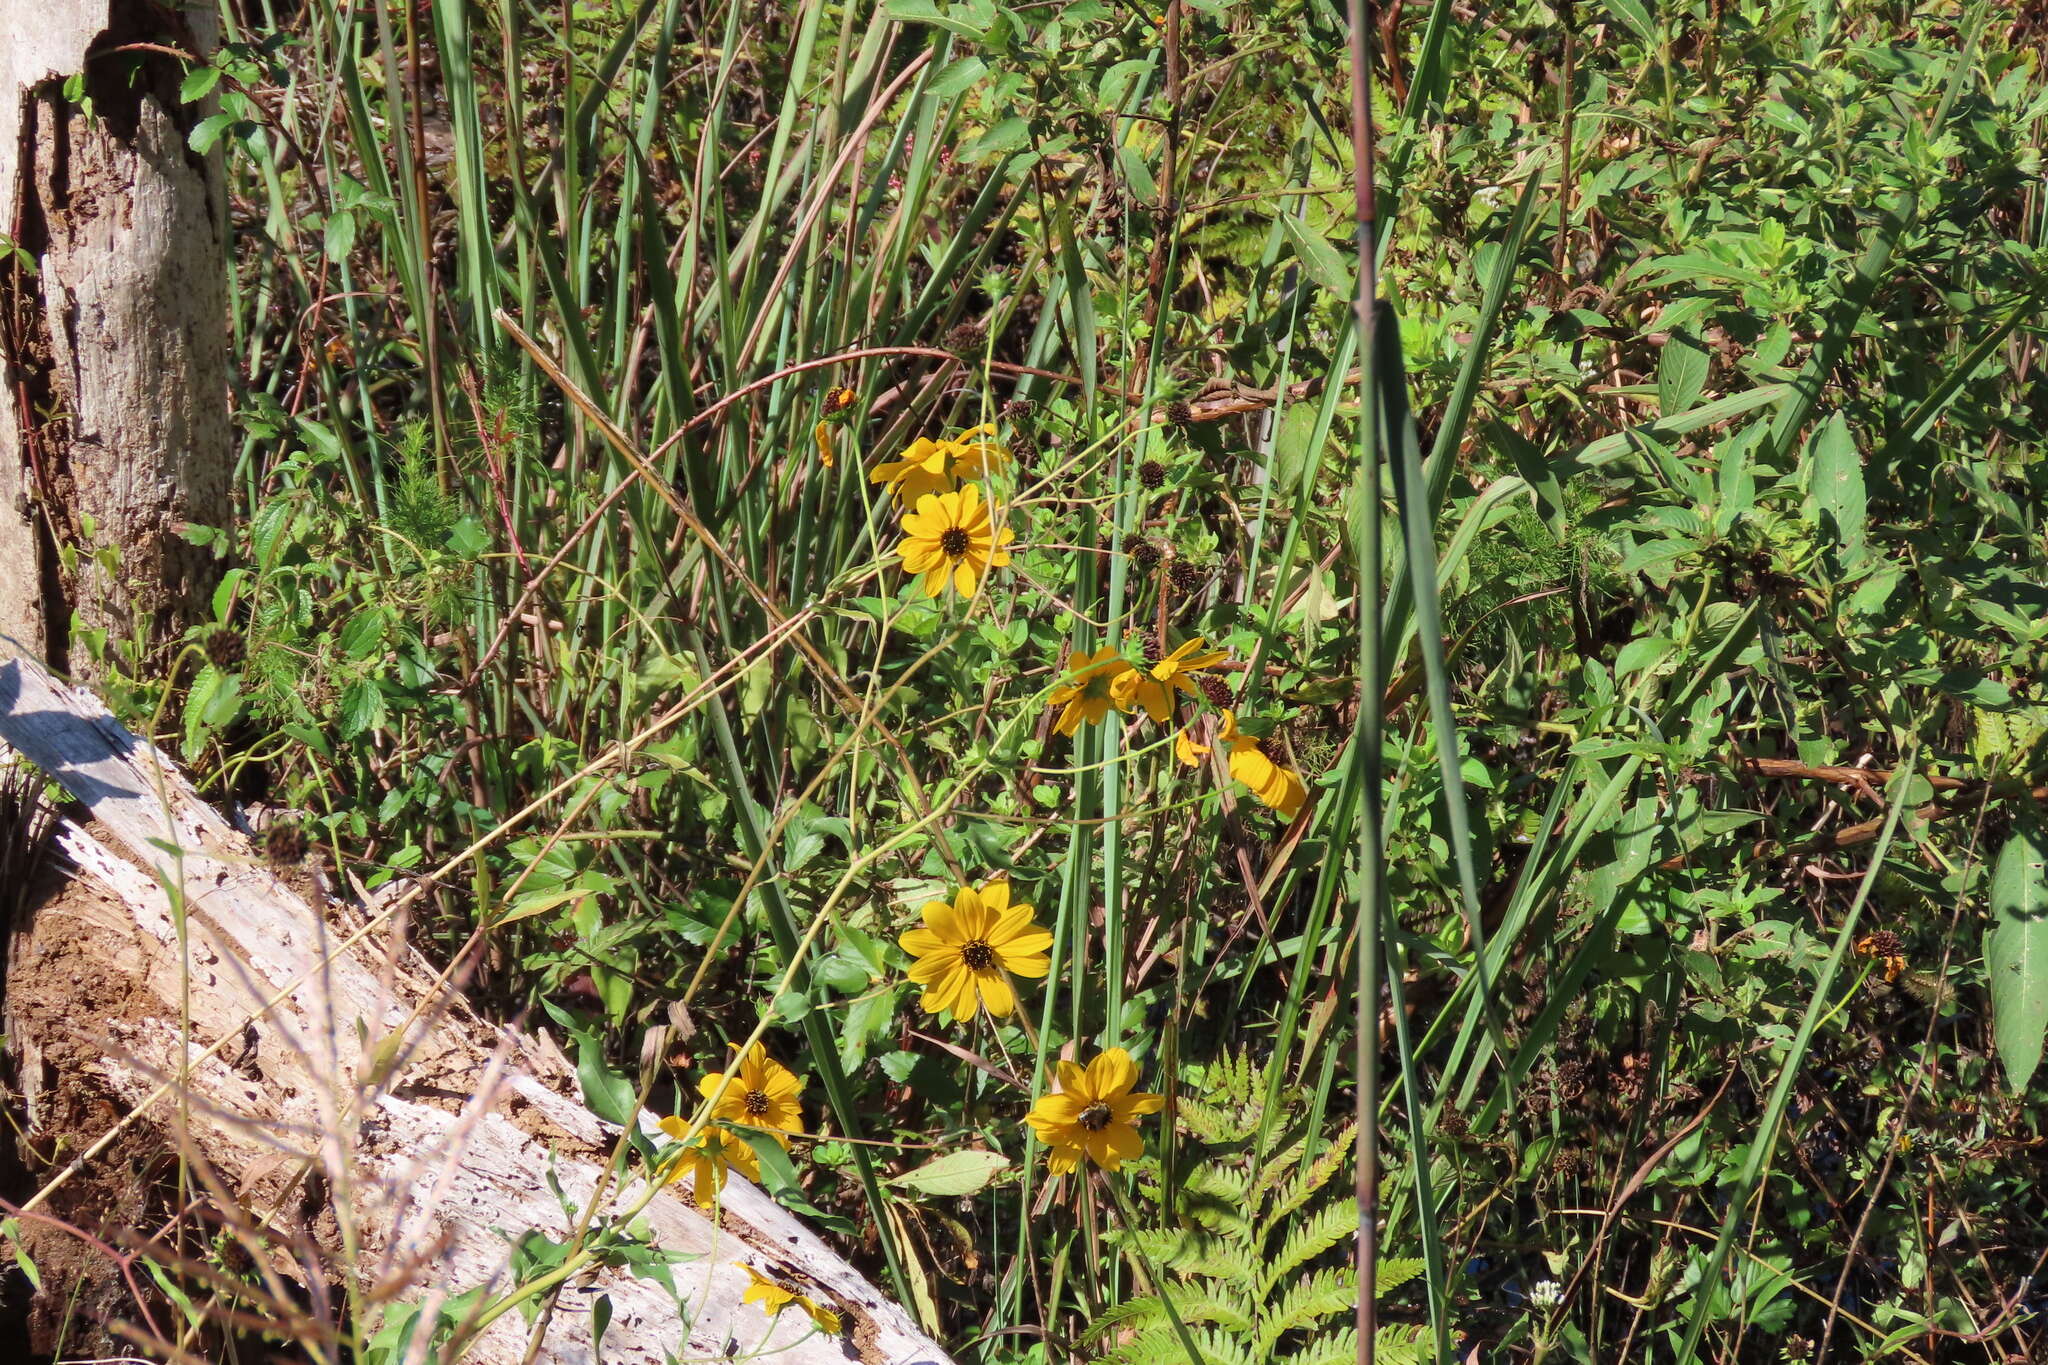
[1177,711,1308,819]
[869,423,1008,505]
[1048,648,1135,735]
[701,1043,805,1148]
[656,1117,760,1208]
[1024,1047,1165,1174]
[739,1263,842,1335]
[897,482,1014,599]
[1113,635,1230,723]
[898,878,1053,1019]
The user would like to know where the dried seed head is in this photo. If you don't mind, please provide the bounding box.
[1138,459,1166,490]
[942,321,986,357]
[1858,930,1903,959]
[1168,559,1205,595]
[265,820,309,868]
[1002,398,1035,423]
[204,629,245,669]
[1165,400,1194,428]
[1197,674,1232,707]
[1131,539,1163,571]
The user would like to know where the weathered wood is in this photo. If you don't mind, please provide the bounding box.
[1,0,231,674]
[0,642,951,1365]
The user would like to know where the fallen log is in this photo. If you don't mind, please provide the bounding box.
[0,644,952,1365]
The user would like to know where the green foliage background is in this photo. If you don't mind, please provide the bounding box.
[92,0,2048,1360]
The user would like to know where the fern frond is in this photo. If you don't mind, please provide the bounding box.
[1258,1199,1355,1298]
[1117,1227,1258,1286]
[1099,1324,1254,1365]
[1254,1265,1356,1358]
[1374,1257,1425,1297]
[1085,1286,1256,1341]
[1260,1125,1356,1237]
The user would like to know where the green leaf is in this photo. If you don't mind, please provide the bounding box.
[575,1035,639,1126]
[888,1148,1010,1197]
[1807,413,1867,564]
[1988,816,2048,1092]
[1276,214,1353,297]
[1658,328,1709,415]
[179,64,223,104]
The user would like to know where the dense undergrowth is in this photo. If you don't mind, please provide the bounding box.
[63,0,2048,1360]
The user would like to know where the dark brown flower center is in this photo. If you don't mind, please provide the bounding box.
[1257,736,1287,763]
[961,939,997,971]
[743,1089,771,1117]
[938,527,971,557]
[1078,1102,1114,1132]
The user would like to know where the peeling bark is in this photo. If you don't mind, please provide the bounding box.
[1,0,230,678]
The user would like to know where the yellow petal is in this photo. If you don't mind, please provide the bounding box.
[976,971,1015,1017]
[1088,1048,1138,1098]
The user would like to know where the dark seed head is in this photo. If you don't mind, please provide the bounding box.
[204,628,245,669]
[824,385,858,414]
[1132,539,1163,571]
[1138,459,1166,490]
[264,820,308,868]
[1165,400,1194,428]
[1197,674,1233,708]
[938,527,972,557]
[1168,560,1205,595]
[1859,930,1902,959]
[743,1089,772,1118]
[961,939,997,971]
[1257,735,1287,764]
[1002,398,1035,424]
[942,321,986,357]
[1077,1102,1114,1132]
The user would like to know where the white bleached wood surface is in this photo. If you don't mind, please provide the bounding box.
[0,643,951,1365]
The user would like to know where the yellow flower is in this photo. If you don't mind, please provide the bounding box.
[739,1263,843,1335]
[657,1118,761,1208]
[1112,636,1230,723]
[813,419,835,468]
[701,1043,805,1148]
[897,482,1014,599]
[1048,648,1134,735]
[899,879,1053,1019]
[869,423,1008,505]
[1176,711,1307,819]
[1024,1047,1164,1175]
[1222,713,1308,820]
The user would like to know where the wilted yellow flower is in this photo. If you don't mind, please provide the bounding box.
[739,1263,842,1334]
[1048,648,1134,735]
[899,879,1053,1019]
[869,423,1008,505]
[1024,1047,1164,1174]
[813,420,835,468]
[701,1043,805,1149]
[657,1117,760,1208]
[897,482,1014,599]
[1113,636,1229,723]
[1176,711,1308,819]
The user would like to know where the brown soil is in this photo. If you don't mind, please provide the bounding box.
[2,842,174,1360]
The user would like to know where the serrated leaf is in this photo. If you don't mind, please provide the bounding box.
[1988,816,2048,1092]
[888,1148,1010,1197]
